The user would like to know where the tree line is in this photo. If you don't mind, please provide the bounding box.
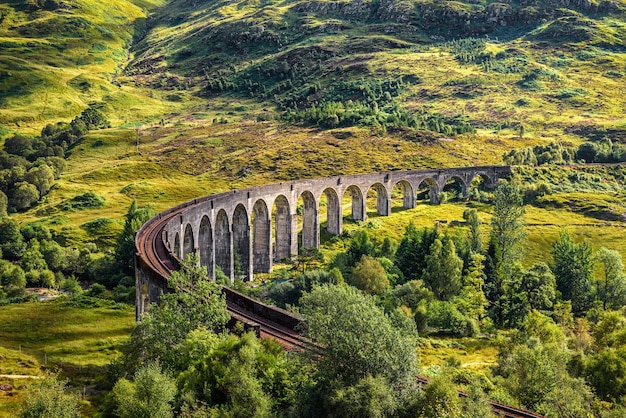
[0,106,109,213]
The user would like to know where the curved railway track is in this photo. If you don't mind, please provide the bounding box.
[136,204,543,418]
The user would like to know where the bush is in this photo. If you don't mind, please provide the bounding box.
[59,191,105,211]
[426,301,472,335]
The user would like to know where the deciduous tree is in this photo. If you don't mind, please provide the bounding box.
[595,247,626,310]
[551,231,595,315]
[422,235,463,300]
[350,255,389,295]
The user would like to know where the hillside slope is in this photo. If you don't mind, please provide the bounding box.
[0,0,184,133]
[126,0,626,142]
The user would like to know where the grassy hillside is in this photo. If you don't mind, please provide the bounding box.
[126,0,626,144]
[0,0,622,253]
[0,0,191,134]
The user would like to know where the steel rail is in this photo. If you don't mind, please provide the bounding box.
[135,196,543,418]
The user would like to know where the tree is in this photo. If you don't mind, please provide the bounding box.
[0,189,7,216]
[463,208,483,254]
[21,239,47,273]
[112,362,176,418]
[78,107,110,130]
[350,255,389,295]
[115,201,155,275]
[500,264,556,328]
[454,253,488,326]
[25,164,55,197]
[326,374,397,418]
[0,259,26,297]
[19,375,81,418]
[585,347,626,402]
[0,217,26,259]
[417,374,461,418]
[551,231,595,315]
[490,181,526,281]
[520,262,556,312]
[496,340,593,413]
[4,135,33,158]
[12,181,39,210]
[120,253,230,375]
[299,284,417,387]
[395,223,439,282]
[346,231,377,267]
[177,332,290,417]
[421,235,463,300]
[595,247,626,310]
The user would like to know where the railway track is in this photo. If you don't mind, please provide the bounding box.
[135,206,310,351]
[136,206,543,418]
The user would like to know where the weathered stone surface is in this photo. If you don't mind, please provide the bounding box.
[136,166,510,319]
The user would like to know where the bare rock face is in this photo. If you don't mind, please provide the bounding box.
[375,0,415,23]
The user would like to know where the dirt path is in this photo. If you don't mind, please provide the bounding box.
[0,374,44,379]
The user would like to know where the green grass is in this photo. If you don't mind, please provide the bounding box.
[0,298,134,417]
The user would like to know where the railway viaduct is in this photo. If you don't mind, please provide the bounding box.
[135,165,510,317]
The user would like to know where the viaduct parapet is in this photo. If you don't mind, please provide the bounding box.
[135,165,510,318]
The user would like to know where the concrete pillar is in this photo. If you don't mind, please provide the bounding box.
[274,195,293,262]
[348,186,366,221]
[198,216,215,278]
[400,181,416,209]
[429,185,439,204]
[232,205,251,281]
[215,210,232,280]
[183,223,194,258]
[253,200,272,273]
[374,184,390,216]
[300,191,319,249]
[325,188,342,235]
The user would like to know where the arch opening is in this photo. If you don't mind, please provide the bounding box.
[468,174,495,202]
[215,209,232,279]
[233,204,251,280]
[366,182,390,217]
[183,223,194,259]
[391,180,415,213]
[322,188,341,236]
[253,199,271,273]
[198,216,214,277]
[273,195,292,262]
[442,176,467,202]
[297,191,319,250]
[173,232,181,258]
[344,185,365,222]
[417,178,439,204]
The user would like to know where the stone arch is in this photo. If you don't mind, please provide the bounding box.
[442,175,467,200]
[298,190,319,250]
[253,199,271,273]
[470,173,495,189]
[233,204,251,280]
[173,232,181,258]
[273,195,292,262]
[417,178,440,204]
[198,216,214,277]
[322,187,341,235]
[391,180,415,212]
[215,209,232,279]
[183,223,194,258]
[344,185,365,221]
[367,182,390,216]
